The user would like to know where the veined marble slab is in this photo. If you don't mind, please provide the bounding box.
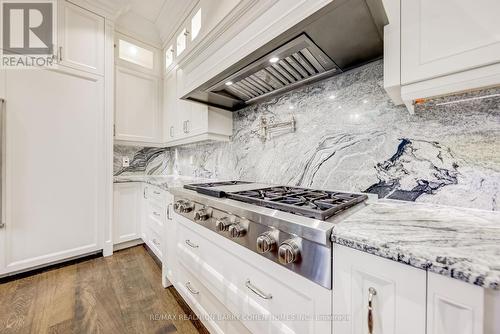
[332,200,500,289]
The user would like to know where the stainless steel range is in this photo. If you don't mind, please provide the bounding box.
[171,181,367,289]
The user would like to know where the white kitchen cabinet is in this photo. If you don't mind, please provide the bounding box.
[114,66,161,145]
[162,191,175,287]
[58,1,105,75]
[163,71,184,140]
[383,0,500,112]
[401,0,500,85]
[174,214,332,334]
[113,183,142,244]
[427,272,500,334]
[162,67,232,147]
[333,244,427,334]
[1,67,105,275]
[141,184,170,262]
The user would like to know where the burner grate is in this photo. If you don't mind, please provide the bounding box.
[227,186,367,220]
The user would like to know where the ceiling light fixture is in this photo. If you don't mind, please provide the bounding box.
[329,95,336,100]
[269,57,280,63]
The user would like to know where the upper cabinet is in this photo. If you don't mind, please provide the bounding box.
[114,36,162,146]
[383,0,500,112]
[401,0,500,85]
[162,67,232,146]
[57,1,105,75]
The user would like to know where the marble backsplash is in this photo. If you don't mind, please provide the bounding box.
[114,60,500,211]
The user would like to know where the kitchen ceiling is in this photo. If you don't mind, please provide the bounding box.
[106,0,198,45]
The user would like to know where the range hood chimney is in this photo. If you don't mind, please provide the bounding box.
[184,0,388,111]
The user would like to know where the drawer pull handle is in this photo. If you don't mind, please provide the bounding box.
[368,287,377,334]
[185,239,199,248]
[245,280,272,300]
[153,211,161,217]
[185,281,199,295]
[167,203,173,220]
[153,190,161,195]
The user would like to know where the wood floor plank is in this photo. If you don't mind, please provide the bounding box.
[0,246,205,334]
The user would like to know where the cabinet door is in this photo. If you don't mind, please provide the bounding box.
[176,68,207,139]
[401,0,500,84]
[163,71,182,141]
[427,272,485,334]
[185,102,208,137]
[58,1,104,75]
[115,66,160,143]
[333,245,426,334]
[113,183,141,244]
[2,68,104,275]
[162,191,175,287]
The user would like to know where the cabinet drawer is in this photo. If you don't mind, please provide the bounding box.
[175,261,251,334]
[145,201,165,234]
[146,226,162,259]
[144,185,166,204]
[175,220,331,334]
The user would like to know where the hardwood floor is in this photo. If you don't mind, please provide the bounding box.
[0,246,207,334]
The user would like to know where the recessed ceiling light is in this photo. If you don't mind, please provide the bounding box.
[225,81,233,86]
[329,95,336,100]
[269,57,280,63]
[338,105,342,109]
[363,99,368,104]
[289,105,295,110]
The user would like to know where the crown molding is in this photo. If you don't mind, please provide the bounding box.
[155,0,198,45]
[176,0,271,68]
[68,0,128,20]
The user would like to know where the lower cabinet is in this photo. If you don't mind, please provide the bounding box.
[113,183,174,271]
[333,244,427,334]
[427,272,500,334]
[113,183,142,244]
[172,214,332,334]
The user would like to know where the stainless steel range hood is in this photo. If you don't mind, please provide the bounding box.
[184,0,387,111]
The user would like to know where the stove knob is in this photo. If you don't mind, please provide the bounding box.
[173,200,184,212]
[194,208,210,221]
[180,201,195,213]
[215,217,232,232]
[256,232,276,253]
[278,239,300,265]
[228,224,246,238]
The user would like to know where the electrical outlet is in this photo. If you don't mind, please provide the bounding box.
[122,156,130,167]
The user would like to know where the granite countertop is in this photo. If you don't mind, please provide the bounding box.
[113,174,213,191]
[332,200,500,289]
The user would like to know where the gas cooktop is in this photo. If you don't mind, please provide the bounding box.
[184,182,367,220]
